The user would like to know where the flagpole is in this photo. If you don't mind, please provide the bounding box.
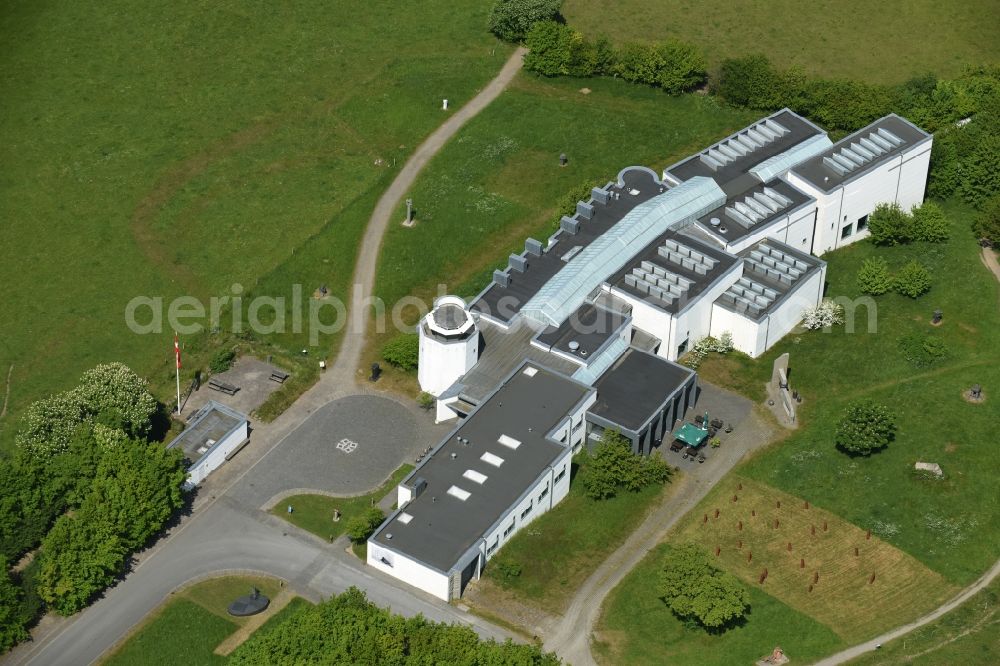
[174,332,182,415]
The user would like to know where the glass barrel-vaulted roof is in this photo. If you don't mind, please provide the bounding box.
[749,134,833,183]
[520,177,726,327]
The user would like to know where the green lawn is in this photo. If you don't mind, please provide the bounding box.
[369,73,756,378]
[595,543,845,666]
[481,461,669,614]
[102,599,233,666]
[101,575,306,665]
[847,577,1000,666]
[698,202,1000,586]
[0,1,510,450]
[563,0,1000,83]
[274,464,413,542]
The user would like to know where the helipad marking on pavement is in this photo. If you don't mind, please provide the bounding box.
[336,438,358,453]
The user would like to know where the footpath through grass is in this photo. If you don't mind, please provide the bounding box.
[273,464,413,542]
[370,74,756,383]
[699,202,1000,586]
[101,575,302,666]
[563,0,1000,83]
[480,462,669,615]
[0,1,509,450]
[846,576,1000,666]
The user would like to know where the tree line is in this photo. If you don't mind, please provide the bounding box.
[0,363,186,652]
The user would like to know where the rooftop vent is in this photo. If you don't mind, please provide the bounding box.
[822,126,905,177]
[450,452,458,459]
[568,340,580,352]
[386,533,393,539]
[710,217,721,227]
[398,512,413,525]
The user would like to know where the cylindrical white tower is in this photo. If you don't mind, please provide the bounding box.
[418,296,479,396]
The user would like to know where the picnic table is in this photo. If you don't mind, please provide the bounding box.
[207,377,239,395]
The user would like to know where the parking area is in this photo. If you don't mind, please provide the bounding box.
[228,394,444,508]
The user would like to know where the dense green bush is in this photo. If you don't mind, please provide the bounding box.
[712,54,798,110]
[579,430,671,500]
[209,348,237,374]
[381,334,419,372]
[345,507,385,543]
[894,260,933,298]
[611,39,706,94]
[800,78,893,131]
[0,563,28,653]
[658,543,749,629]
[229,587,560,665]
[911,201,950,242]
[523,21,575,76]
[835,400,896,455]
[488,0,562,42]
[856,257,893,295]
[972,195,1000,243]
[867,203,914,246]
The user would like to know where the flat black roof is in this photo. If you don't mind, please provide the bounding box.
[714,238,825,321]
[371,363,592,572]
[791,115,932,193]
[472,168,664,324]
[665,110,825,195]
[589,349,694,431]
[534,303,630,360]
[607,229,740,315]
[694,178,814,245]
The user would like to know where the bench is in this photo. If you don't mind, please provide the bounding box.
[269,369,290,383]
[669,440,685,452]
[207,377,239,395]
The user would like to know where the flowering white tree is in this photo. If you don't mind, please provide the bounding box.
[801,300,845,330]
[76,363,157,438]
[16,391,89,459]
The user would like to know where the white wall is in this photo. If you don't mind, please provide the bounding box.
[710,304,766,357]
[186,420,248,487]
[367,543,451,601]
[418,326,478,396]
[664,262,744,360]
[724,204,818,255]
[549,393,597,451]
[762,267,826,350]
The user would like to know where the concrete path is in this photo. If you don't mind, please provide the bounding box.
[544,386,775,666]
[331,46,528,384]
[10,48,528,666]
[812,557,1000,665]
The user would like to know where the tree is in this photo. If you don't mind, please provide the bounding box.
[835,400,896,455]
[658,544,749,629]
[713,54,798,110]
[894,260,932,298]
[866,203,914,246]
[346,507,385,543]
[611,42,661,86]
[911,201,949,242]
[523,21,574,77]
[76,362,158,439]
[381,334,419,372]
[579,430,671,500]
[15,391,88,459]
[488,0,562,43]
[0,561,28,653]
[856,257,893,295]
[653,39,707,94]
[801,78,893,132]
[972,195,1000,244]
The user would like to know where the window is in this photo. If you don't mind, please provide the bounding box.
[841,224,853,239]
[539,484,549,501]
[520,500,533,519]
[487,538,499,555]
[503,519,516,537]
[676,337,689,356]
[857,214,869,230]
[554,465,567,483]
[573,420,583,433]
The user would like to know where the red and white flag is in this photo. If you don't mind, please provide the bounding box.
[174,333,182,369]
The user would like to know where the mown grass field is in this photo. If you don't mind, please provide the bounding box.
[595,545,845,666]
[847,576,999,666]
[562,0,1000,83]
[101,575,302,666]
[698,202,1000,586]
[673,476,955,642]
[0,1,510,451]
[274,464,413,543]
[369,74,757,383]
[478,462,670,614]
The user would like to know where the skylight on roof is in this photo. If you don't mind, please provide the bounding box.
[481,452,504,467]
[463,469,488,484]
[398,512,413,525]
[523,366,538,377]
[497,434,521,450]
[447,485,471,501]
